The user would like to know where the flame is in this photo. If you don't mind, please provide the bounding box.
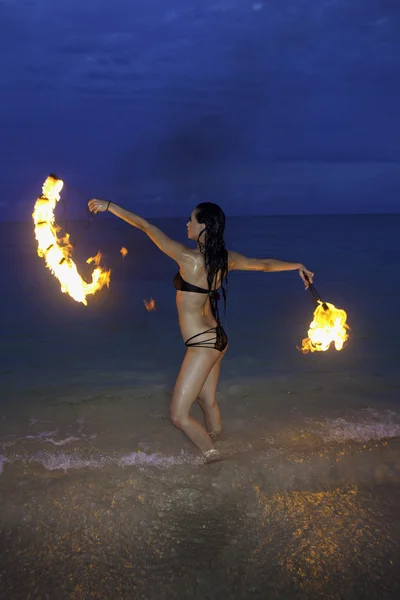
[301,301,349,353]
[144,298,156,312]
[32,175,111,305]
[120,246,128,258]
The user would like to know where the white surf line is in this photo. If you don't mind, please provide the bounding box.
[0,449,199,474]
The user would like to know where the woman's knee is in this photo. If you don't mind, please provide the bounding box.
[197,394,217,411]
[169,408,189,430]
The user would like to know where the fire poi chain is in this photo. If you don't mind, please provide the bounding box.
[32,175,111,305]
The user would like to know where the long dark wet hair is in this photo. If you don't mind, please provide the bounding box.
[195,202,228,318]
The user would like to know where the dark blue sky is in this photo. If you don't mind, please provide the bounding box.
[1,0,400,219]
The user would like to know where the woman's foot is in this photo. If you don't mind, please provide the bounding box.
[202,448,223,464]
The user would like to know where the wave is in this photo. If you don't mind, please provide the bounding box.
[302,409,400,443]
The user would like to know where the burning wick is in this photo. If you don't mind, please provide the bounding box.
[300,273,350,353]
[144,298,156,312]
[120,247,128,258]
[301,301,349,353]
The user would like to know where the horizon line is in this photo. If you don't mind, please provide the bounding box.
[2,212,400,224]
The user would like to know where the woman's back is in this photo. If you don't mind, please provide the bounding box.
[175,248,222,338]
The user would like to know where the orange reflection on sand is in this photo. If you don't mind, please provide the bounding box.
[254,485,384,595]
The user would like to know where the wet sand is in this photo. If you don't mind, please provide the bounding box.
[1,372,400,599]
[1,425,400,599]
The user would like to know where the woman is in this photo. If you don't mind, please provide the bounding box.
[88,198,314,461]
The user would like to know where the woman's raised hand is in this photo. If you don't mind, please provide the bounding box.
[88,198,110,214]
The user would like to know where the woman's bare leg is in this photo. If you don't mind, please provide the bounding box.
[170,348,221,451]
[197,347,227,435]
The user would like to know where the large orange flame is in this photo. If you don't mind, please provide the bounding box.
[32,175,111,305]
[301,301,349,353]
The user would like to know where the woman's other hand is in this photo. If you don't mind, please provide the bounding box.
[299,266,314,288]
[88,198,110,214]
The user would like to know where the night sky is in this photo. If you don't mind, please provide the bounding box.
[1,0,399,219]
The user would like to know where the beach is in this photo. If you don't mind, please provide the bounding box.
[1,214,400,598]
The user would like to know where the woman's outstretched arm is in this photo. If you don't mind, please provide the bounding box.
[88,199,187,263]
[228,251,314,287]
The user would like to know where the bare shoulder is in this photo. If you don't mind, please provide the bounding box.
[228,250,247,271]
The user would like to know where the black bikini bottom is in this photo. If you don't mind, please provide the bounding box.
[185,325,228,353]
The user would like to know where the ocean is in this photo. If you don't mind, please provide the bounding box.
[1,214,399,599]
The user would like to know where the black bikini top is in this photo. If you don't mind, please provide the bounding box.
[174,272,220,299]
